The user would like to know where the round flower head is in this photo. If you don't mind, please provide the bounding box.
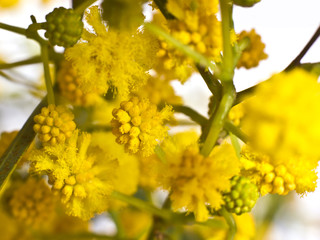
[240,146,317,196]
[111,97,173,157]
[33,104,76,145]
[160,132,240,222]
[7,177,55,227]
[242,69,320,162]
[65,6,158,98]
[44,7,83,48]
[30,130,118,220]
[57,60,100,106]
[236,29,268,69]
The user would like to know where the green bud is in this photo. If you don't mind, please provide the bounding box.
[223,176,259,215]
[44,7,83,48]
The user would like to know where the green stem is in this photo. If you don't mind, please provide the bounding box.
[0,97,47,192]
[172,105,207,126]
[111,191,173,220]
[37,232,123,240]
[224,120,248,143]
[200,83,236,157]
[0,70,39,90]
[74,0,97,15]
[197,64,222,100]
[0,56,42,70]
[220,207,237,240]
[0,22,26,36]
[144,23,219,73]
[219,0,234,82]
[40,44,55,105]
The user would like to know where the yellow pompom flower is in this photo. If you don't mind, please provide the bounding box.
[240,146,317,196]
[65,6,158,98]
[57,60,100,106]
[242,69,320,162]
[236,29,268,69]
[153,5,223,82]
[30,130,118,220]
[33,104,76,145]
[132,75,182,106]
[228,103,245,126]
[89,132,139,208]
[160,132,240,222]
[111,97,173,157]
[7,178,55,227]
[138,154,162,190]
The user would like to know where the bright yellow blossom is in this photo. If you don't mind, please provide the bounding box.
[111,97,173,157]
[240,146,317,196]
[132,75,182,106]
[89,132,139,208]
[228,103,245,126]
[160,132,240,222]
[236,29,268,69]
[65,6,158,98]
[57,60,101,107]
[6,177,55,227]
[30,130,118,220]
[242,69,320,163]
[33,104,76,145]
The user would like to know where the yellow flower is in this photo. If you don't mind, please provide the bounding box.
[65,6,158,98]
[240,146,317,196]
[33,104,76,145]
[160,132,240,222]
[30,130,118,220]
[153,4,223,82]
[6,177,55,227]
[89,131,139,208]
[111,97,173,157]
[242,69,320,162]
[57,60,101,106]
[228,103,245,126]
[138,153,162,190]
[236,29,268,69]
[132,75,182,106]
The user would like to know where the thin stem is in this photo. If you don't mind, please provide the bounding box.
[40,44,55,105]
[0,70,39,90]
[197,64,222,100]
[219,0,234,82]
[172,105,208,126]
[0,56,42,70]
[153,0,175,20]
[144,22,219,73]
[224,120,248,143]
[37,232,123,240]
[111,191,173,220]
[286,25,320,71]
[220,207,237,240]
[74,0,97,15]
[0,22,26,36]
[200,83,236,157]
[234,86,255,105]
[0,97,47,192]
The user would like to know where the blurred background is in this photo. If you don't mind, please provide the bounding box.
[0,0,319,239]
